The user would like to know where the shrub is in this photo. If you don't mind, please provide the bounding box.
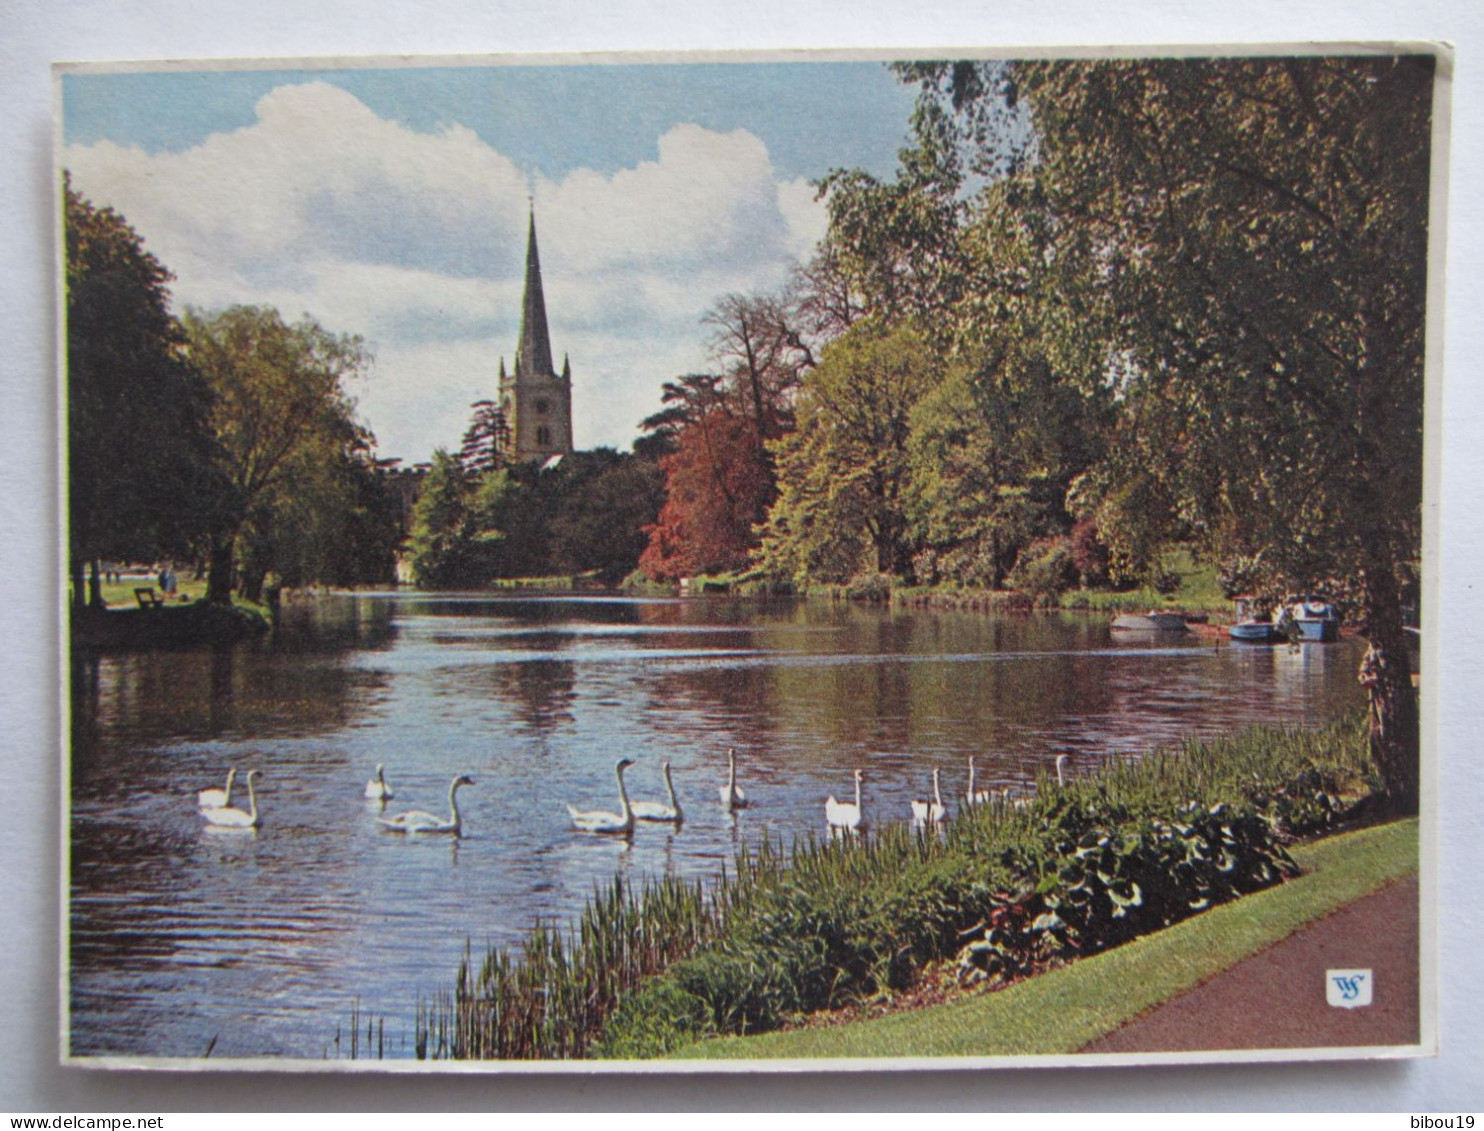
[1007,537,1078,604]
[844,571,895,603]
[1068,518,1112,588]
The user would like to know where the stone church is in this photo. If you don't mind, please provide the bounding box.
[498,209,573,464]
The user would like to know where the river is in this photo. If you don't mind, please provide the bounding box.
[67,592,1364,1060]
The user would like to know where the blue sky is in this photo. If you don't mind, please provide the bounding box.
[61,60,920,461]
[63,62,917,181]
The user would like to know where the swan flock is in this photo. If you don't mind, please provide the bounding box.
[193,750,1073,842]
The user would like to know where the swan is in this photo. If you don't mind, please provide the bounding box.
[1055,753,1070,788]
[964,756,995,807]
[631,760,683,823]
[197,767,237,810]
[378,774,475,836]
[201,770,261,828]
[825,768,867,833]
[568,758,636,834]
[910,767,949,824]
[365,763,394,802]
[719,747,748,810]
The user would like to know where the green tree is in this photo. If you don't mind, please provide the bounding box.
[546,451,666,583]
[183,305,376,603]
[999,55,1433,811]
[755,325,940,585]
[408,450,492,588]
[64,176,220,610]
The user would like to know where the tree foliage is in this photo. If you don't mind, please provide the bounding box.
[410,449,665,589]
[182,305,386,601]
[458,399,510,477]
[639,375,777,580]
[639,287,815,581]
[64,176,221,608]
[755,324,941,584]
[997,54,1433,810]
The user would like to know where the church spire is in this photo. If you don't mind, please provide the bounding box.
[514,204,556,380]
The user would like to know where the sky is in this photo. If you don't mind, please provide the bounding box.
[59,60,921,463]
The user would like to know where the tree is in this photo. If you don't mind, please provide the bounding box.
[407,449,507,588]
[458,400,510,477]
[545,451,666,584]
[639,284,814,582]
[996,55,1434,812]
[183,306,376,603]
[640,402,776,580]
[755,324,941,585]
[703,291,813,444]
[64,176,220,610]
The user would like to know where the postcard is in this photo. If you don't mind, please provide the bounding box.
[56,45,1444,1070]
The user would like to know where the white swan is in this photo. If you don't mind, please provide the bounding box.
[631,760,683,823]
[365,763,394,802]
[910,767,949,824]
[378,774,475,836]
[202,769,261,828]
[964,756,995,807]
[719,747,748,810]
[825,768,867,833]
[198,767,237,810]
[568,758,636,834]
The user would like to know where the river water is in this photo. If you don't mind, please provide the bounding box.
[67,592,1364,1060]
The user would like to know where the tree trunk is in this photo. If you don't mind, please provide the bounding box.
[206,533,236,604]
[1358,564,1420,816]
[88,559,104,608]
[240,567,266,605]
[71,557,86,616]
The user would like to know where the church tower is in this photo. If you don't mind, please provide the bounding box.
[499,207,573,464]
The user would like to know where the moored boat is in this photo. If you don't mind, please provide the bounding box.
[1111,611,1190,633]
[1287,596,1340,642]
[1228,595,1279,643]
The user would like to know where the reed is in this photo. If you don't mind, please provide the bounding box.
[415,714,1370,1060]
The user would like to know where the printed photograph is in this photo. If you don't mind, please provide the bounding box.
[58,48,1440,1067]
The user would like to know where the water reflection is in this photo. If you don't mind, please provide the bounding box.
[68,594,1364,1060]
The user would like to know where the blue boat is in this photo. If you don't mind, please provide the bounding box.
[1287,596,1340,642]
[1228,596,1279,643]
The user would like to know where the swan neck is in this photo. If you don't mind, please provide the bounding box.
[933,771,943,807]
[246,775,257,819]
[616,763,632,818]
[448,778,464,824]
[664,765,677,807]
[967,760,976,799]
[853,774,862,811]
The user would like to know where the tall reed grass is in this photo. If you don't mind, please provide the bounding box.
[412,715,1371,1060]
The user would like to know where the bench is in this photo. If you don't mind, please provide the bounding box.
[135,588,164,609]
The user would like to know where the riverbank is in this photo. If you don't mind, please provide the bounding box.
[632,546,1244,620]
[419,715,1381,1061]
[671,817,1419,1059]
[71,599,268,649]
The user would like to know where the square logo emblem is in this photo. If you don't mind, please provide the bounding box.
[1327,968,1374,1009]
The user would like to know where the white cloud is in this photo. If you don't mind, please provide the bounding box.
[63,82,828,459]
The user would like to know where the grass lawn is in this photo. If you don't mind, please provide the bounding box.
[670,817,1418,1060]
[1061,546,1231,616]
[95,572,208,608]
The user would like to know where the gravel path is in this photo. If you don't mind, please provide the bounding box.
[1083,873,1421,1053]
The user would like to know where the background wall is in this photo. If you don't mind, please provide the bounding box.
[3,0,1478,1110]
